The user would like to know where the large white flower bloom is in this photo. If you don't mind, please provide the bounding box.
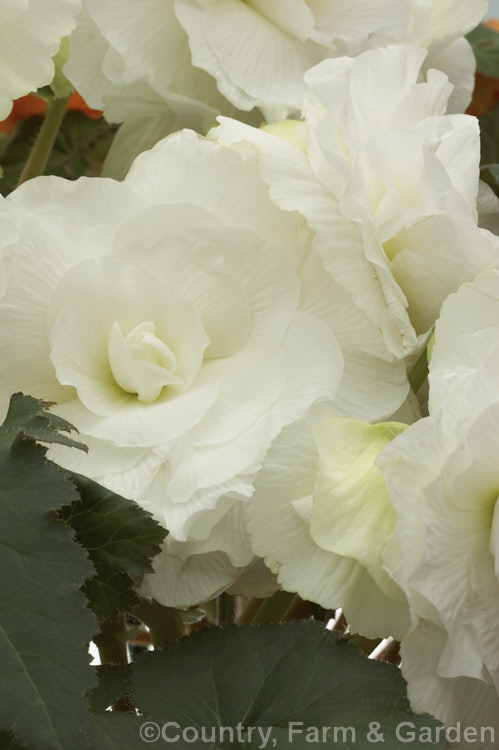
[176,0,486,117]
[0,129,400,607]
[248,411,411,638]
[215,44,499,367]
[64,1,486,177]
[63,0,262,178]
[173,0,405,120]
[398,0,487,113]
[64,0,236,126]
[0,0,81,120]
[377,270,499,735]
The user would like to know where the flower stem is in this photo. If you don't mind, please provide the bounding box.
[238,597,264,624]
[94,614,129,665]
[216,593,235,625]
[369,636,401,665]
[94,613,134,713]
[251,591,296,625]
[133,598,185,648]
[330,610,348,635]
[17,95,70,186]
[94,614,134,712]
[281,596,327,622]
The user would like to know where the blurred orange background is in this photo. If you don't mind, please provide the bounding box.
[0,92,101,135]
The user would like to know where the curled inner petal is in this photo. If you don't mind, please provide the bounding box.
[108,321,183,403]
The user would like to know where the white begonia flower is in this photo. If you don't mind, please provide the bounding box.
[397,0,487,114]
[214,44,499,368]
[63,0,262,179]
[173,0,407,121]
[175,0,486,118]
[248,411,411,638]
[64,0,234,125]
[376,270,499,731]
[0,128,384,608]
[64,1,485,179]
[401,621,499,748]
[0,0,81,120]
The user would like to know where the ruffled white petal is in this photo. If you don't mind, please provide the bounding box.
[65,0,485,152]
[307,0,408,52]
[175,0,324,114]
[428,270,499,413]
[66,0,231,127]
[0,177,143,414]
[335,351,408,422]
[311,418,408,601]
[424,38,476,115]
[125,131,304,256]
[378,273,499,715]
[140,543,241,607]
[102,114,194,181]
[0,0,81,119]
[249,414,411,639]
[53,372,218,448]
[227,558,279,598]
[408,0,487,48]
[215,42,495,369]
[401,620,499,747]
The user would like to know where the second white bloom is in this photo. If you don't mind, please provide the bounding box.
[0,131,346,606]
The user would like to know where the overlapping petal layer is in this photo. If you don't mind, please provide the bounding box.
[377,271,499,735]
[64,0,486,180]
[0,0,81,119]
[214,45,499,371]
[248,412,411,638]
[0,131,355,606]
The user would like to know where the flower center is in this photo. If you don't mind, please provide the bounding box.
[383,237,401,262]
[108,320,183,403]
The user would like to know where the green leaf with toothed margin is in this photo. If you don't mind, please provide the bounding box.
[132,621,446,749]
[0,393,96,750]
[59,473,166,620]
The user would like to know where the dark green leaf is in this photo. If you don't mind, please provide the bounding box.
[0,731,25,749]
[479,105,499,165]
[87,669,150,749]
[480,164,499,198]
[0,392,86,450]
[467,23,499,78]
[89,713,156,750]
[132,621,446,749]
[60,474,166,619]
[85,569,141,620]
[87,665,132,712]
[0,394,97,749]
